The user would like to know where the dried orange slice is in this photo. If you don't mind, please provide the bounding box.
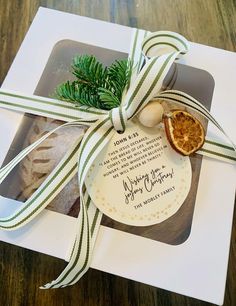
[163,110,205,156]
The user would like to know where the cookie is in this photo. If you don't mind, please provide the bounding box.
[17,115,86,216]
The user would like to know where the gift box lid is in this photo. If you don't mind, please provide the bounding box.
[0,7,235,305]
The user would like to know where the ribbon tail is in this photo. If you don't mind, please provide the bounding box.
[41,189,102,289]
[41,116,114,289]
[0,135,83,229]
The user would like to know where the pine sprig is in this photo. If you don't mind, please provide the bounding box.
[72,55,108,89]
[55,55,132,110]
[107,59,133,102]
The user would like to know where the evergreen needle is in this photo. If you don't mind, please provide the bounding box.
[55,55,132,110]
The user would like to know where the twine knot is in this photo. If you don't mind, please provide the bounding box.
[109,106,128,133]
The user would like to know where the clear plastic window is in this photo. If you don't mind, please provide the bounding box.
[0,40,215,245]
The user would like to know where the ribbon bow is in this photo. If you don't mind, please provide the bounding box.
[0,30,235,289]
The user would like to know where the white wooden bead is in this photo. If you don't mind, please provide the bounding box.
[138,101,164,127]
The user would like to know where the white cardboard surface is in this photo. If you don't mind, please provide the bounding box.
[0,7,235,305]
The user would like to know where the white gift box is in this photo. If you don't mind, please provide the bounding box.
[0,7,235,305]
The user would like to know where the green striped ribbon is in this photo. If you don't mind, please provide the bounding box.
[0,29,235,289]
[155,90,236,162]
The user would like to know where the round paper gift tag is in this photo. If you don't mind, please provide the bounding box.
[85,120,192,226]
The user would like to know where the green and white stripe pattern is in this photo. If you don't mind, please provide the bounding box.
[0,29,235,288]
[199,138,236,163]
[0,90,107,122]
